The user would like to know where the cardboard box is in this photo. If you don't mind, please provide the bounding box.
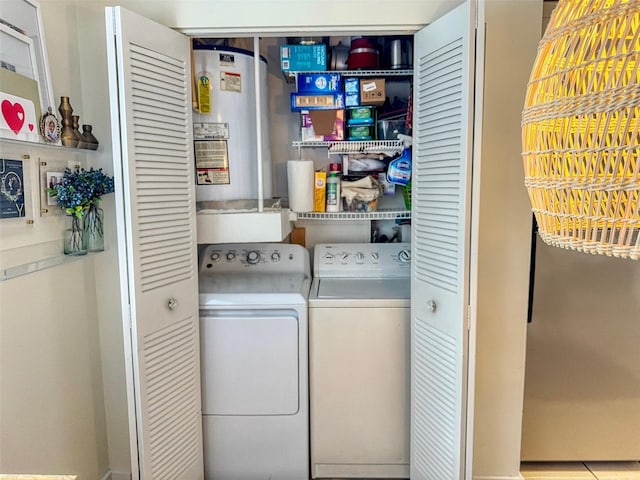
[291,93,344,111]
[297,73,342,94]
[301,109,344,141]
[360,78,386,106]
[314,170,327,212]
[281,44,326,72]
[344,77,360,107]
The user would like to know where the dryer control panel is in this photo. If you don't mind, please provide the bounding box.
[199,243,310,275]
[314,243,411,278]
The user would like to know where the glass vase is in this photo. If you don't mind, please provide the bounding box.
[84,201,105,252]
[64,214,87,256]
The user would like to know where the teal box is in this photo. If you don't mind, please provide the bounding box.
[344,77,360,107]
[281,44,327,72]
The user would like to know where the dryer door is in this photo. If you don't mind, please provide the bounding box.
[201,309,299,415]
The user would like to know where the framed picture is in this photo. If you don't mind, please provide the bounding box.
[0,0,55,115]
[38,159,80,216]
[0,157,27,219]
[39,107,61,144]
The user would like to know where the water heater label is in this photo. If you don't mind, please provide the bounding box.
[220,71,241,93]
[194,122,229,140]
[219,53,235,66]
[197,75,211,113]
[194,139,230,185]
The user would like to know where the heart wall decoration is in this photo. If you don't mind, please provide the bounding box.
[0,91,39,143]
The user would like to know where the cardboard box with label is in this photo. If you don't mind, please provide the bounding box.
[301,109,344,141]
[280,44,327,72]
[314,170,327,212]
[297,73,342,94]
[360,78,386,106]
[291,93,345,111]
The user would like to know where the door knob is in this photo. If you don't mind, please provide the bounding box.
[427,300,437,313]
[168,298,178,311]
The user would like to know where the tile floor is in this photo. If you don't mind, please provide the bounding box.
[521,462,640,480]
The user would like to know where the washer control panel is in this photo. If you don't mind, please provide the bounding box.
[314,243,411,278]
[199,243,309,275]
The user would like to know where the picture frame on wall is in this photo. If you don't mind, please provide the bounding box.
[0,0,55,115]
[38,159,80,216]
[0,157,27,220]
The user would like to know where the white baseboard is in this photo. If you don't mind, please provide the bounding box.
[474,475,524,480]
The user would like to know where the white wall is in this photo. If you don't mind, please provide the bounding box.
[0,260,108,479]
[0,0,115,477]
[471,1,542,478]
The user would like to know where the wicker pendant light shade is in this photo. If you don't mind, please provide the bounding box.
[522,0,640,259]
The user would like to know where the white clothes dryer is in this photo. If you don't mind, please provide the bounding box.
[198,243,310,480]
[309,243,411,479]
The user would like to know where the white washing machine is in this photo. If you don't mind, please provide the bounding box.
[198,243,310,480]
[309,243,411,479]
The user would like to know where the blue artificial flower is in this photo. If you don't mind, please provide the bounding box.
[48,167,115,217]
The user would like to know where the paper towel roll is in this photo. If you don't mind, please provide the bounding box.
[287,160,314,212]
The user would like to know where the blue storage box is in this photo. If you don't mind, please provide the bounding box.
[291,93,345,111]
[297,73,342,93]
[281,44,327,72]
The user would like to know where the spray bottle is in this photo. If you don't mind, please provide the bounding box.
[386,134,413,186]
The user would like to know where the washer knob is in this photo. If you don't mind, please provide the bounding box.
[226,252,236,262]
[210,252,221,262]
[398,249,411,263]
[271,252,281,262]
[323,253,334,260]
[246,250,261,264]
[355,252,365,261]
[371,252,379,260]
[341,253,349,261]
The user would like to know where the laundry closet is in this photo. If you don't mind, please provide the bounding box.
[90,1,538,479]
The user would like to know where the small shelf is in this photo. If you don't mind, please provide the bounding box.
[0,137,99,153]
[292,139,403,155]
[285,69,413,83]
[293,209,410,221]
[1,252,95,282]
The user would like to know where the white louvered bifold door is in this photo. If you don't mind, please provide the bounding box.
[106,7,203,479]
[410,2,475,479]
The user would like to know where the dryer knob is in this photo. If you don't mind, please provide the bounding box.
[271,252,281,262]
[226,252,236,262]
[210,252,221,262]
[247,250,261,264]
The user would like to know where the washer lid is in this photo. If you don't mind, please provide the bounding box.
[314,278,410,300]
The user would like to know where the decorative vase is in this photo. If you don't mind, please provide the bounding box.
[64,214,87,255]
[81,124,99,150]
[84,201,105,252]
[72,115,84,148]
[58,96,78,148]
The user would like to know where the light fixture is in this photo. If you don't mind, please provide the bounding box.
[522,0,639,259]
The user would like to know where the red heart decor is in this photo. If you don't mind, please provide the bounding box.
[28,123,34,131]
[1,100,25,134]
